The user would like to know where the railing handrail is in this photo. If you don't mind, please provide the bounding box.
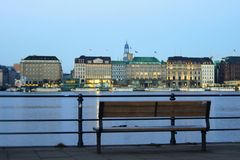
[1,93,240,147]
[1,93,240,98]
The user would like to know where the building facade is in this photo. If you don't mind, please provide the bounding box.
[219,56,240,84]
[7,66,20,87]
[111,61,127,86]
[0,69,3,89]
[0,65,20,89]
[167,56,213,88]
[0,65,9,89]
[74,56,112,88]
[20,55,62,84]
[214,60,221,85]
[13,64,21,73]
[127,57,165,88]
[201,64,215,88]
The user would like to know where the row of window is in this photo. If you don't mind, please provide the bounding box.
[112,68,126,71]
[202,65,214,68]
[75,68,85,71]
[168,76,201,80]
[202,72,214,75]
[112,77,126,79]
[112,73,126,76]
[202,80,214,83]
[202,69,214,72]
[168,71,201,74]
[202,77,214,80]
[168,62,212,65]
[25,71,59,75]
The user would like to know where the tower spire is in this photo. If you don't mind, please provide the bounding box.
[123,41,133,62]
[124,41,129,53]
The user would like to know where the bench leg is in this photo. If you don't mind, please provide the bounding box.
[97,131,101,153]
[170,131,176,145]
[201,131,206,151]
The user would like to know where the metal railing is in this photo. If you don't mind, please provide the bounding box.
[1,93,240,147]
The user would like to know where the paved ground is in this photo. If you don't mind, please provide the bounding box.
[0,143,240,160]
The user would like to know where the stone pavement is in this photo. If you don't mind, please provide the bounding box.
[0,143,240,160]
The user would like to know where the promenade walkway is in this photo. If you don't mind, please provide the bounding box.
[0,143,239,160]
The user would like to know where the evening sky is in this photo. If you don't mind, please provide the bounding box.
[0,0,240,72]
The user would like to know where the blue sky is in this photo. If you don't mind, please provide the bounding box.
[0,0,240,72]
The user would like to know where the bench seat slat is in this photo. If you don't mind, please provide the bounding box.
[93,125,207,132]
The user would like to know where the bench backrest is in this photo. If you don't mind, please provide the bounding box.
[99,101,211,118]
[99,101,156,117]
[98,101,211,130]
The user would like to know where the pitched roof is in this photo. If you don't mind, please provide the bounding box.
[75,55,111,64]
[24,55,59,61]
[168,56,213,64]
[224,56,240,64]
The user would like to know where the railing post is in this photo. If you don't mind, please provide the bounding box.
[77,94,84,147]
[170,93,176,145]
[170,93,176,101]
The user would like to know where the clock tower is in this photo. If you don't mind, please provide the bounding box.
[124,41,129,53]
[123,42,133,62]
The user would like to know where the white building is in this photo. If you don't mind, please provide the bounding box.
[74,58,86,84]
[201,64,215,88]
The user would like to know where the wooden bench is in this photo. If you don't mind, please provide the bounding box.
[93,101,211,153]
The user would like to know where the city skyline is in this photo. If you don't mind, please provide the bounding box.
[1,0,240,73]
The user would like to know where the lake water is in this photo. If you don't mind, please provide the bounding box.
[0,91,240,147]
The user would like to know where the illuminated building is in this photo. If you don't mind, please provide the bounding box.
[167,56,213,88]
[74,55,111,88]
[127,57,165,88]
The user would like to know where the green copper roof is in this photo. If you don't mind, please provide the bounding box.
[129,57,161,64]
[214,60,221,64]
[112,61,127,65]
